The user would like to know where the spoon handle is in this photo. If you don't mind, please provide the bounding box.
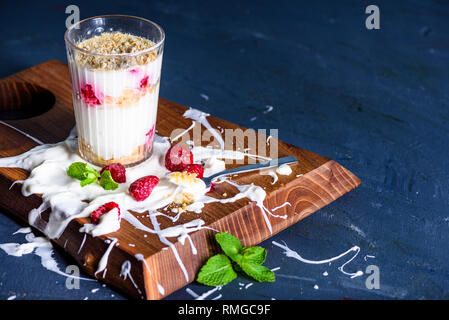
[203,155,298,187]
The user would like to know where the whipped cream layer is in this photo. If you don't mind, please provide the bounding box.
[75,56,162,98]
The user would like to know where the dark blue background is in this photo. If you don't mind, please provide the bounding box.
[1,0,448,300]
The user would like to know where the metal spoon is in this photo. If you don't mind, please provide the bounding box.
[203,155,298,188]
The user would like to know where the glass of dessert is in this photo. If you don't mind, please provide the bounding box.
[65,15,164,167]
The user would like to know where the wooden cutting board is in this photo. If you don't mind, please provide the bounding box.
[0,60,360,299]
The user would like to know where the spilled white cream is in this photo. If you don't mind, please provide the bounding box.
[276,164,293,176]
[80,207,121,237]
[135,253,165,295]
[95,237,118,277]
[183,108,224,149]
[120,260,143,297]
[261,170,278,184]
[0,107,293,296]
[0,135,217,240]
[186,285,223,300]
[12,227,32,235]
[271,202,291,212]
[191,146,272,163]
[0,229,93,281]
[188,179,288,233]
[170,121,196,142]
[260,164,291,185]
[202,157,226,178]
[272,240,364,279]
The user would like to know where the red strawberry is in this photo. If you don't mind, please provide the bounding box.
[80,84,101,105]
[90,202,120,224]
[129,175,159,201]
[100,163,126,183]
[184,164,204,179]
[165,144,193,172]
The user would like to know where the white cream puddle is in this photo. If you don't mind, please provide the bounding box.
[276,164,293,176]
[0,107,291,295]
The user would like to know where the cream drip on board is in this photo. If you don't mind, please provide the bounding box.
[0,107,291,296]
[170,121,196,143]
[259,163,293,185]
[183,108,225,149]
[120,260,143,297]
[135,253,165,295]
[95,237,118,277]
[80,207,121,237]
[261,170,278,184]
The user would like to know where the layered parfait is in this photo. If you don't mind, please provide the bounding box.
[67,31,163,167]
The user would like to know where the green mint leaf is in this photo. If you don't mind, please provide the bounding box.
[99,170,119,191]
[240,261,275,283]
[215,232,243,263]
[241,246,267,265]
[67,162,99,187]
[80,172,98,187]
[67,162,89,180]
[197,254,237,286]
[233,263,243,273]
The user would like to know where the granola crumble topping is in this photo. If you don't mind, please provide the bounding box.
[74,32,158,70]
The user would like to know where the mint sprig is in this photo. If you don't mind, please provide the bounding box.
[215,232,243,263]
[241,246,267,265]
[67,162,119,191]
[99,170,119,191]
[240,261,275,282]
[197,254,237,286]
[67,162,99,187]
[197,232,275,286]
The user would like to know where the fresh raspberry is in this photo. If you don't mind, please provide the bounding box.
[184,164,204,179]
[100,163,127,183]
[139,76,149,89]
[207,181,216,193]
[165,144,194,172]
[144,125,155,149]
[90,202,120,224]
[129,175,159,201]
[80,84,101,105]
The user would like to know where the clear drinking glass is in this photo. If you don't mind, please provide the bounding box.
[65,15,164,167]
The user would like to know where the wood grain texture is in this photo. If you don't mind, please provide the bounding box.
[0,60,360,299]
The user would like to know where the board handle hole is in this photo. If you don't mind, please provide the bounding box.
[0,81,55,120]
